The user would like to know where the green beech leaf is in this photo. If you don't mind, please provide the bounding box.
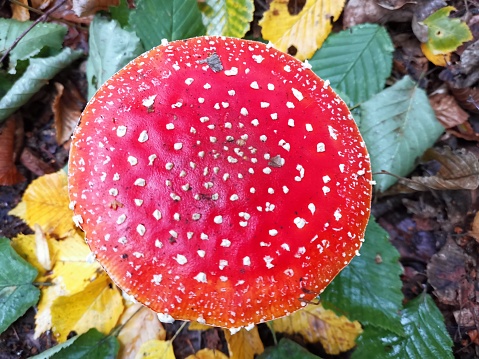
[322,218,404,335]
[423,6,473,55]
[0,237,39,334]
[31,328,119,359]
[0,47,82,123]
[359,76,444,192]
[199,0,254,38]
[257,338,322,359]
[0,18,67,73]
[129,0,205,51]
[310,24,393,105]
[352,295,453,359]
[109,0,130,28]
[87,15,143,99]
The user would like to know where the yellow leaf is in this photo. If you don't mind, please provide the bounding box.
[259,0,345,60]
[224,327,264,359]
[270,304,362,355]
[9,170,74,237]
[117,304,166,359]
[11,234,47,277]
[421,42,451,67]
[134,339,176,359]
[186,348,229,359]
[188,321,214,331]
[50,271,124,342]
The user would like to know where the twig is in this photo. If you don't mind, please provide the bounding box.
[0,0,67,65]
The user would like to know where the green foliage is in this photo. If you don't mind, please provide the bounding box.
[31,328,119,359]
[87,15,143,99]
[0,19,66,74]
[129,0,205,51]
[0,47,82,123]
[109,0,131,28]
[199,0,254,38]
[0,237,40,334]
[257,338,323,359]
[359,76,444,192]
[352,295,453,359]
[310,24,393,105]
[322,218,404,335]
[423,6,472,54]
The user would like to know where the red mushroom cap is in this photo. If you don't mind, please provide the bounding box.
[68,36,372,329]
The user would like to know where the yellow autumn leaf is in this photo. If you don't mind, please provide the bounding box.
[134,339,176,359]
[117,303,167,359]
[188,321,215,331]
[50,271,124,342]
[224,327,264,359]
[186,348,229,359]
[270,304,362,355]
[421,42,451,67]
[9,170,74,237]
[259,0,345,60]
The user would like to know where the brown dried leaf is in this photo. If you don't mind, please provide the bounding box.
[401,147,479,190]
[223,327,264,359]
[343,0,414,28]
[377,0,417,11]
[52,82,85,144]
[72,0,119,17]
[450,87,479,114]
[0,118,25,186]
[11,0,30,21]
[429,93,469,128]
[469,211,479,242]
[31,0,53,10]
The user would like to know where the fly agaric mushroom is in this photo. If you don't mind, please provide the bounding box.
[68,36,372,329]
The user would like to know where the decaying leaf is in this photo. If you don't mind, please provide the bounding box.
[401,147,479,191]
[9,169,74,237]
[0,117,25,186]
[259,0,345,61]
[72,0,119,16]
[11,0,30,21]
[270,304,362,355]
[134,340,176,359]
[117,304,166,359]
[421,42,451,66]
[52,82,85,144]
[188,321,214,331]
[186,348,229,359]
[429,93,469,128]
[224,327,264,359]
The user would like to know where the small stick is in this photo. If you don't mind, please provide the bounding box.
[0,0,66,65]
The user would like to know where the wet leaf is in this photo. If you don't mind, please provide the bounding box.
[134,340,176,359]
[186,348,229,359]
[0,47,83,123]
[9,170,74,237]
[0,237,40,334]
[257,338,322,359]
[429,93,469,128]
[199,0,254,38]
[224,327,264,359]
[117,304,166,359]
[422,6,472,55]
[259,0,346,61]
[322,218,404,335]
[271,304,362,355]
[0,117,25,185]
[403,147,479,191]
[360,76,444,192]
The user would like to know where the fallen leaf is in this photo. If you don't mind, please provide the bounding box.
[343,0,413,28]
[188,321,214,331]
[52,82,85,144]
[0,117,25,185]
[31,0,52,10]
[429,93,469,128]
[259,0,345,60]
[11,0,30,21]
[117,304,166,359]
[421,42,451,66]
[186,348,229,359]
[34,224,52,271]
[72,0,119,16]
[50,271,124,342]
[134,339,176,359]
[9,169,74,237]
[224,327,264,359]
[270,304,362,355]
[469,212,479,242]
[403,147,479,191]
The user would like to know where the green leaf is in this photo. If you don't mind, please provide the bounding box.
[257,338,323,359]
[31,328,119,359]
[129,0,206,50]
[359,76,444,192]
[309,24,394,105]
[0,18,67,74]
[0,47,82,123]
[86,15,143,100]
[199,0,254,38]
[109,0,131,28]
[0,237,40,334]
[352,295,453,359]
[423,6,473,55]
[322,218,404,335]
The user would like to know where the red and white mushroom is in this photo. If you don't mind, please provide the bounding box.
[68,36,372,329]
